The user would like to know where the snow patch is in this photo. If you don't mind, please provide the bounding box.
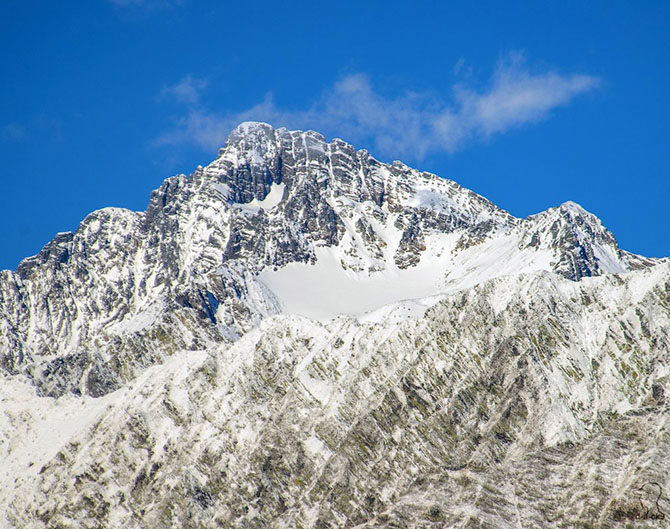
[236,183,286,214]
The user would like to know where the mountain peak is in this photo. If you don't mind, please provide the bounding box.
[217,122,278,156]
[558,200,587,214]
[230,121,274,136]
[1,121,653,396]
[554,200,605,232]
[527,200,598,226]
[1,120,668,529]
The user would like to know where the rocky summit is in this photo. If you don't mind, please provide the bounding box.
[1,122,668,528]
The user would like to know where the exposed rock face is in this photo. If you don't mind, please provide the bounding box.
[0,122,667,528]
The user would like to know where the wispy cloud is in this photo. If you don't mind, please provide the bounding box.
[155,54,600,160]
[1,123,27,141]
[159,75,208,105]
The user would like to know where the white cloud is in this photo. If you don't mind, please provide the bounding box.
[453,56,599,138]
[159,75,208,105]
[155,54,600,160]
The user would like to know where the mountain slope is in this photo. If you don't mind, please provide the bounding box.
[1,122,667,528]
[3,261,669,528]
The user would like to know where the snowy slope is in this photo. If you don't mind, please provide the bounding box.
[3,261,669,528]
[0,122,667,528]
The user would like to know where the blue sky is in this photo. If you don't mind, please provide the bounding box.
[1,1,668,270]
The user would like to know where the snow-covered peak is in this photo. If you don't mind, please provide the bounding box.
[234,120,272,132]
[227,120,274,139]
[1,120,669,529]
[219,122,277,159]
[525,200,607,234]
[558,200,588,214]
[555,200,604,227]
[517,200,630,280]
[1,121,659,404]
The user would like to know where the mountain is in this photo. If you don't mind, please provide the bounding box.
[1,122,668,528]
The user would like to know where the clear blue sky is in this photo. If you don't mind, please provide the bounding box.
[1,0,668,270]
